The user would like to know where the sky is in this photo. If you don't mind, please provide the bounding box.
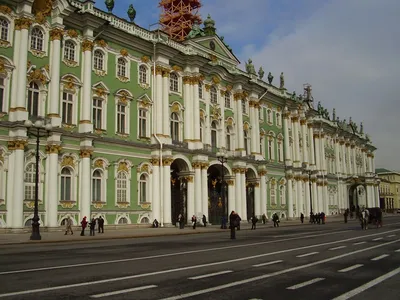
[96,0,400,170]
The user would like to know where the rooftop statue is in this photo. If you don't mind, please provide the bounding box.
[258,67,264,79]
[291,91,296,100]
[280,72,285,89]
[127,4,136,23]
[246,59,256,75]
[332,108,336,121]
[360,122,364,134]
[267,72,273,84]
[298,94,303,102]
[186,20,205,39]
[105,0,114,13]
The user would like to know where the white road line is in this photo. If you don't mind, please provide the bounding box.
[329,246,346,251]
[396,249,400,252]
[353,241,366,245]
[296,252,318,258]
[331,266,400,300]
[0,229,354,276]
[188,270,232,280]
[90,285,157,298]
[157,240,400,300]
[286,278,325,290]
[338,264,364,273]
[371,254,389,261]
[252,260,283,267]
[387,234,396,237]
[372,237,383,241]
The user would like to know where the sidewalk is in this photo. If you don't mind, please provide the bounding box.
[0,215,349,245]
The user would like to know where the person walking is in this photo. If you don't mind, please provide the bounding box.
[229,211,238,239]
[191,215,197,229]
[273,213,280,227]
[97,216,104,233]
[80,216,88,236]
[89,218,96,236]
[251,214,258,230]
[64,216,73,235]
[262,213,267,224]
[202,214,207,227]
[300,213,304,224]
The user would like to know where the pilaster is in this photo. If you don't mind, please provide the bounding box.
[162,156,173,224]
[79,35,94,133]
[286,172,294,218]
[79,145,93,220]
[162,70,170,137]
[150,157,160,222]
[259,168,267,217]
[201,162,209,220]
[192,161,202,220]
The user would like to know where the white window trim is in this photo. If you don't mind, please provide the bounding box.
[91,168,108,203]
[114,90,133,135]
[58,166,78,203]
[270,182,276,205]
[137,63,150,88]
[92,47,108,76]
[169,72,181,95]
[210,86,218,105]
[115,165,131,206]
[137,172,150,205]
[26,80,48,118]
[60,75,82,125]
[115,55,130,83]
[137,107,150,139]
[116,214,131,225]
[29,24,49,58]
[24,153,45,201]
[0,58,13,113]
[62,37,80,67]
[92,83,110,131]
[268,136,275,161]
[267,109,273,124]
[198,82,204,100]
[280,185,286,205]
[0,14,14,47]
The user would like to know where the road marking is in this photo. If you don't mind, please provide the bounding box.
[90,285,157,298]
[0,240,399,299]
[329,246,346,251]
[353,241,366,245]
[396,249,400,252]
[296,252,318,258]
[387,234,396,237]
[338,264,364,273]
[252,260,283,267]
[372,237,383,241]
[156,240,400,300]
[286,278,325,290]
[188,270,232,280]
[331,266,400,300]
[371,254,389,261]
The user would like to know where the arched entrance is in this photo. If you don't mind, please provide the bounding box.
[246,169,257,220]
[207,165,228,225]
[348,184,366,213]
[170,159,190,226]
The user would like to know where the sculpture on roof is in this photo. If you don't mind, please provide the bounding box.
[291,91,296,100]
[204,14,216,36]
[297,94,303,103]
[317,101,330,120]
[127,4,136,23]
[280,72,285,89]
[246,59,256,75]
[267,72,273,85]
[219,36,233,53]
[105,0,114,13]
[258,67,264,79]
[332,108,336,121]
[186,20,205,39]
[360,122,364,134]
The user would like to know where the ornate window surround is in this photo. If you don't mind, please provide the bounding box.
[91,158,109,205]
[137,163,152,206]
[137,63,150,88]
[29,23,49,58]
[0,56,14,114]
[169,71,181,95]
[137,93,152,139]
[62,36,81,67]
[114,159,132,208]
[26,65,50,118]
[92,47,108,76]
[24,149,45,203]
[116,55,130,83]
[114,89,133,136]
[170,101,183,142]
[92,82,110,131]
[60,74,82,126]
[0,12,14,48]
[58,153,79,208]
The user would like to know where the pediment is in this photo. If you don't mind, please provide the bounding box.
[138,93,152,103]
[27,65,50,85]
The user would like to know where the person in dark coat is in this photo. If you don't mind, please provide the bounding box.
[300,213,304,224]
[80,216,88,236]
[89,218,96,236]
[229,211,238,239]
[251,214,258,230]
[202,214,207,227]
[98,216,104,233]
[191,215,197,229]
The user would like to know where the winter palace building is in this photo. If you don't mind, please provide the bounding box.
[0,0,379,229]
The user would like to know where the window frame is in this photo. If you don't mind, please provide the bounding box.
[138,173,148,204]
[62,38,80,67]
[169,72,180,93]
[93,48,108,75]
[29,25,48,57]
[138,64,149,87]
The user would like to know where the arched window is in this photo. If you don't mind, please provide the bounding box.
[117,57,127,77]
[27,82,39,117]
[267,110,272,123]
[93,50,104,70]
[170,72,178,92]
[139,174,147,203]
[64,40,76,61]
[139,65,147,84]
[226,126,232,150]
[24,163,36,200]
[170,112,180,141]
[116,172,128,203]
[60,168,72,201]
[268,139,274,160]
[200,120,204,142]
[280,185,286,205]
[118,217,128,224]
[30,27,44,51]
[244,130,250,154]
[0,18,9,41]
[270,183,276,205]
[210,86,217,104]
[211,121,218,150]
[198,82,203,99]
[92,170,102,202]
[277,142,282,162]
[276,113,281,126]
[0,77,5,112]
[225,92,231,108]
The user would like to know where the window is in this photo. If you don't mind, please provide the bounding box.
[211,121,217,150]
[244,130,250,154]
[92,98,103,129]
[226,127,232,151]
[60,168,72,201]
[210,86,217,104]
[24,163,36,200]
[268,139,273,160]
[200,120,204,142]
[116,172,127,203]
[116,103,126,133]
[139,65,147,84]
[93,50,104,70]
[0,77,4,112]
[92,170,102,202]
[171,112,180,141]
[117,57,127,77]
[118,217,128,224]
[276,113,281,126]
[64,40,75,61]
[27,82,39,117]
[138,108,147,137]
[225,92,231,108]
[277,142,282,162]
[198,82,203,99]
[139,174,147,203]
[62,92,73,124]
[242,100,247,114]
[267,110,272,123]
[280,185,286,205]
[170,72,178,92]
[0,18,9,41]
[270,184,276,205]
[30,27,44,51]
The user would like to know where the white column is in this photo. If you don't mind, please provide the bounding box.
[187,176,194,223]
[193,78,200,142]
[312,181,318,213]
[79,149,92,220]
[46,143,60,227]
[323,183,329,213]
[346,145,352,174]
[335,141,341,175]
[228,180,235,213]
[308,125,315,165]
[241,171,247,220]
[201,164,209,221]
[250,103,257,154]
[293,180,298,216]
[374,185,380,207]
[292,118,300,163]
[193,164,201,217]
[162,72,169,137]
[260,172,267,216]
[9,29,20,118]
[351,146,357,175]
[236,96,244,151]
[367,154,373,173]
[11,141,26,228]
[287,177,294,218]
[301,120,308,165]
[48,28,63,126]
[155,68,163,135]
[317,183,323,213]
[314,136,321,170]
[283,112,292,164]
[235,170,241,215]
[152,162,160,222]
[341,143,347,176]
[6,150,15,227]
[163,161,172,224]
[183,77,191,141]
[297,178,303,214]
[362,150,367,174]
[366,185,374,208]
[254,104,261,153]
[304,180,311,217]
[79,38,94,133]
[254,181,261,217]
[321,134,327,174]
[372,155,376,173]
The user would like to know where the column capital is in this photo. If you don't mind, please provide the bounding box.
[192,162,203,169]
[150,158,160,165]
[163,157,174,166]
[50,28,64,41]
[80,149,93,158]
[46,144,62,154]
[8,139,27,151]
[81,39,94,52]
[15,18,33,30]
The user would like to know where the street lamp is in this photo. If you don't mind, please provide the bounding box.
[24,118,53,240]
[216,151,228,220]
[306,170,314,214]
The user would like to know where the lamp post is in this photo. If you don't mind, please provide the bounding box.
[307,170,313,214]
[216,151,228,219]
[24,118,53,240]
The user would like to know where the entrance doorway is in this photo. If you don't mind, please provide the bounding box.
[207,165,228,225]
[170,159,189,225]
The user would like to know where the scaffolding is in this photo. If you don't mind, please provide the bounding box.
[159,0,202,41]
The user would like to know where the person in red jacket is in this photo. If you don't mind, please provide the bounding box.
[80,216,88,236]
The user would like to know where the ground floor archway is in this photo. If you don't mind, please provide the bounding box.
[207,164,228,225]
[170,159,189,225]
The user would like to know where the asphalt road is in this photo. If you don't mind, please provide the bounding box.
[0,218,399,300]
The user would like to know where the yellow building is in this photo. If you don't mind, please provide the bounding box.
[376,169,400,211]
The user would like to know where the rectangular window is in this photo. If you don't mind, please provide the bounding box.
[92,98,102,129]
[92,178,101,202]
[117,104,126,133]
[139,109,147,137]
[117,179,127,202]
[62,92,73,124]
[61,176,71,201]
[28,90,39,117]
[0,78,4,112]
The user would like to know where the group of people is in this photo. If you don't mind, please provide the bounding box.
[309,212,326,224]
[69,216,105,236]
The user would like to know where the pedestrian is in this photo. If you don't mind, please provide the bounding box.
[229,211,238,239]
[177,213,184,229]
[89,218,96,236]
[300,213,304,224]
[191,215,197,229]
[152,219,159,228]
[344,210,348,223]
[262,213,267,224]
[202,214,207,227]
[64,216,73,235]
[251,214,258,230]
[98,216,104,233]
[80,216,88,236]
[273,213,280,227]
